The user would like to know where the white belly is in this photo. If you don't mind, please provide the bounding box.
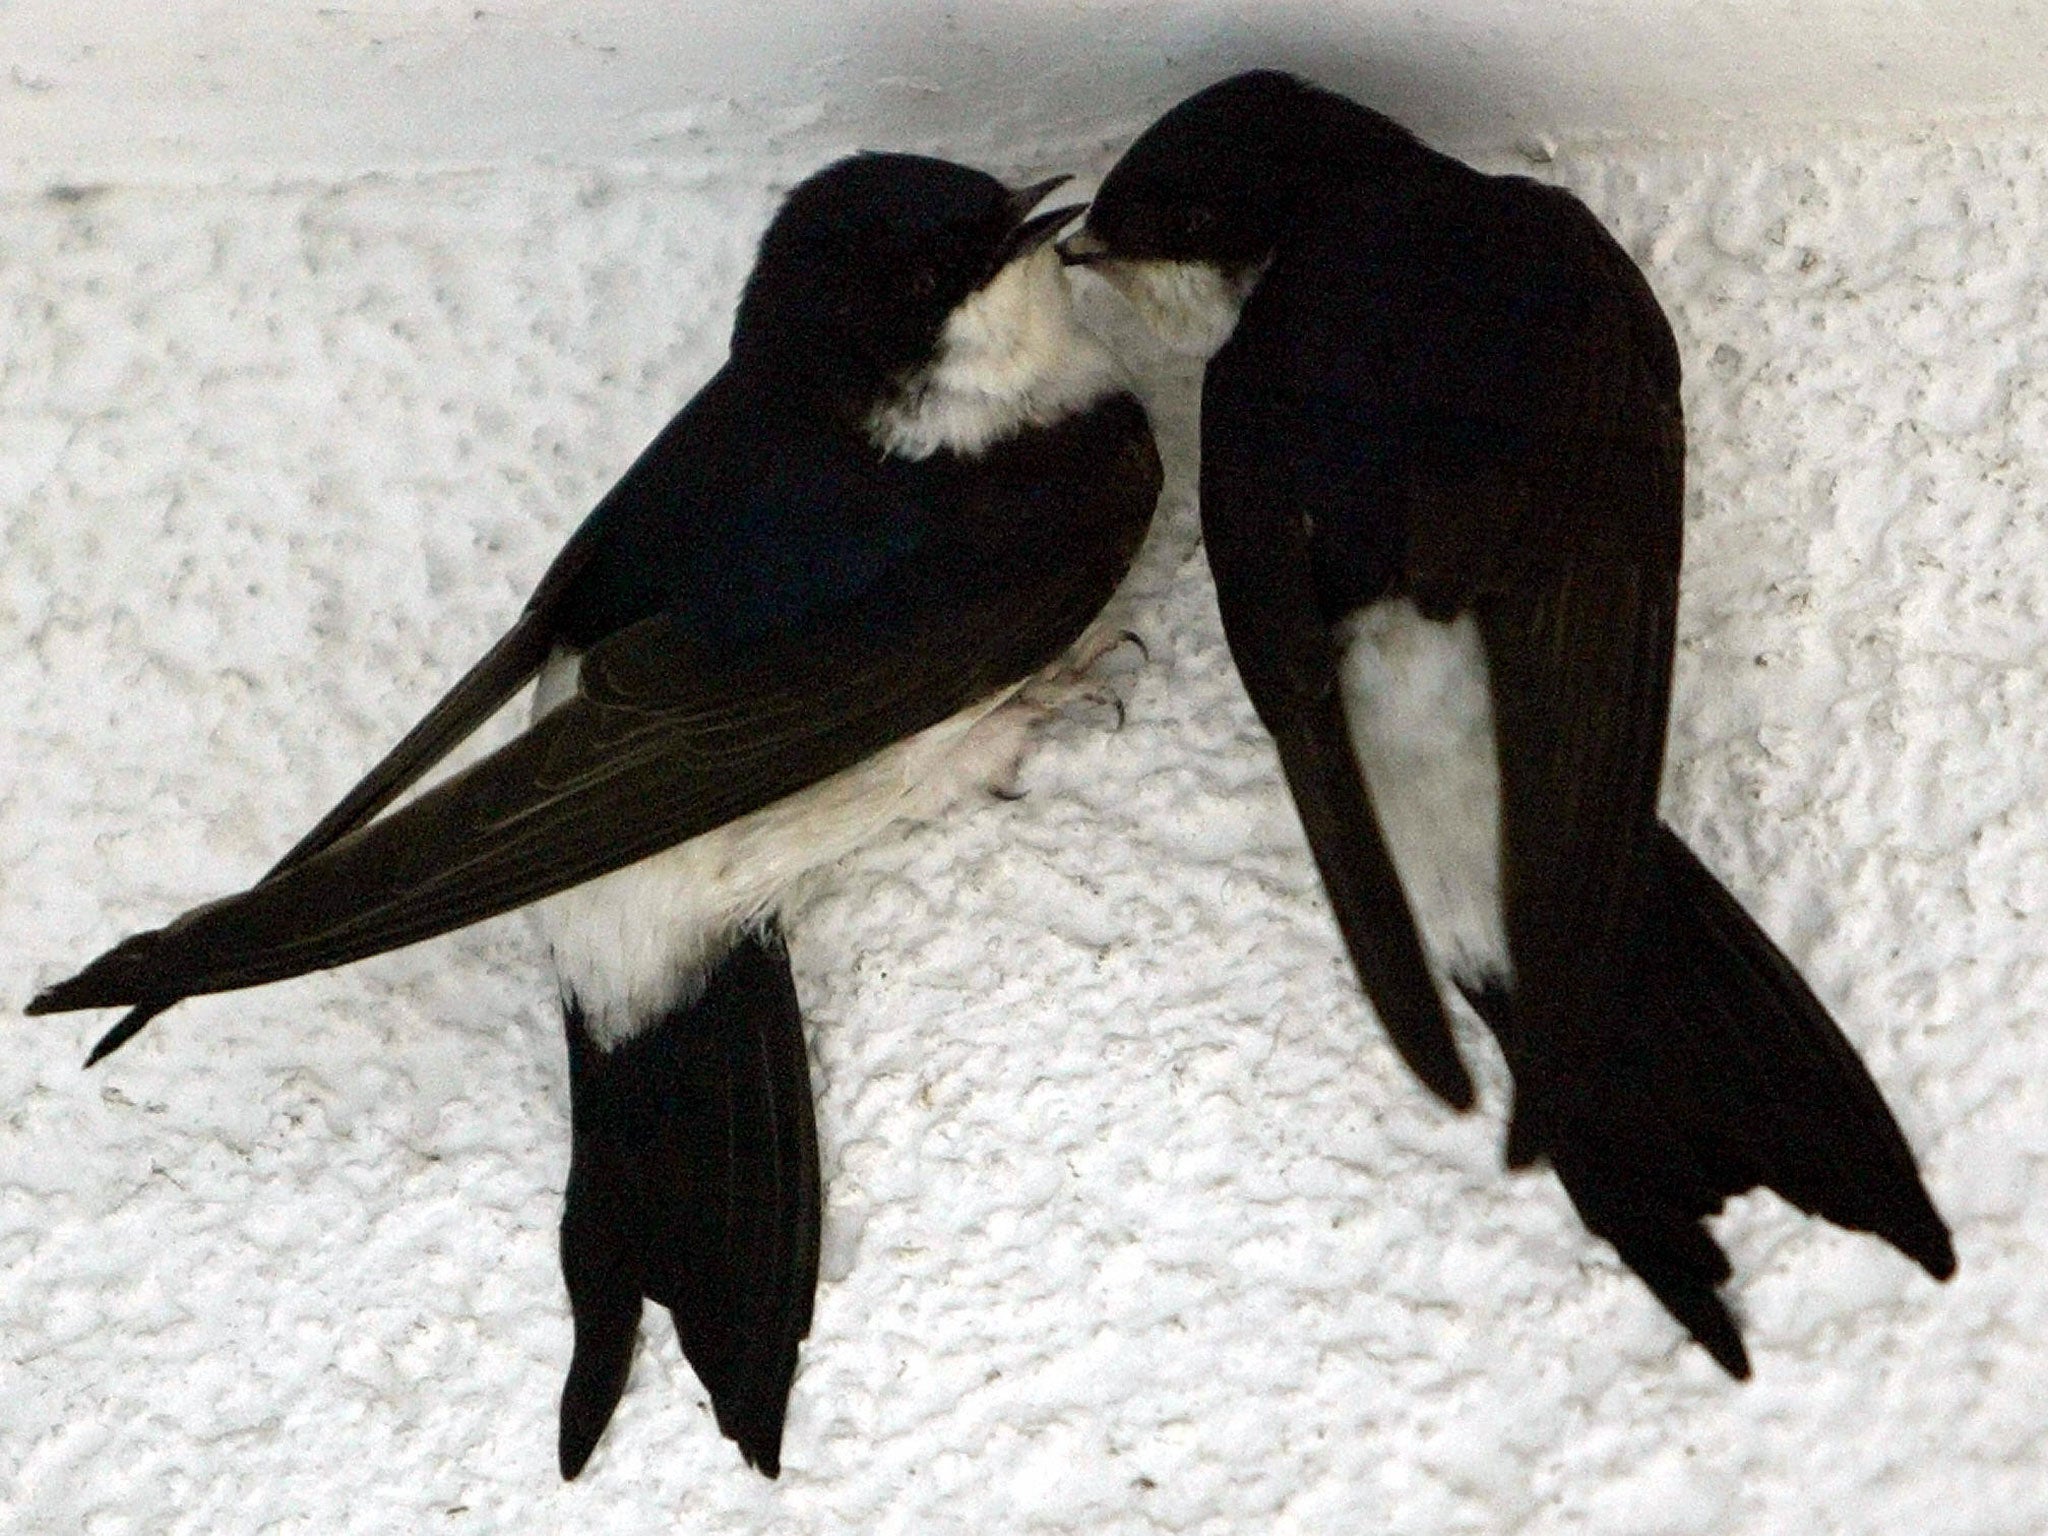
[528,648,1035,1048]
[1333,598,1511,990]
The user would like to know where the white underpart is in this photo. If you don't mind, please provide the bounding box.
[1334,598,1511,990]
[868,243,1124,459]
[529,649,1049,1048]
[1091,258,1264,359]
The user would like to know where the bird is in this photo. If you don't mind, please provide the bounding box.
[30,151,1162,1478]
[1060,70,1952,1377]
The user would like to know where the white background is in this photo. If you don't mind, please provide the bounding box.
[4,4,2045,1532]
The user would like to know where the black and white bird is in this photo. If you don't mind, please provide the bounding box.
[31,152,1161,1477]
[1061,71,1950,1376]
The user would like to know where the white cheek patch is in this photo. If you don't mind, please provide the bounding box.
[1093,258,1256,359]
[1334,598,1511,990]
[869,244,1123,460]
[528,647,1036,1048]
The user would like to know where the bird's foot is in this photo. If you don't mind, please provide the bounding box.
[1017,626,1149,733]
[964,628,1151,802]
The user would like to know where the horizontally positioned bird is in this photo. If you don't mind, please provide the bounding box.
[31,152,1162,1477]
[1060,71,1951,1376]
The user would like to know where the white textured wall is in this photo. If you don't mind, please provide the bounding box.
[5,6,2047,1534]
[3,0,2048,184]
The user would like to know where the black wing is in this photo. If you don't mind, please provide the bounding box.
[1342,175,1735,1363]
[59,477,632,1061]
[1389,183,1950,1372]
[1201,173,1682,1109]
[1445,181,1688,1144]
[1201,344,1473,1110]
[32,399,1160,1020]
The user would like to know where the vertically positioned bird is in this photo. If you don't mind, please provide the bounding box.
[30,152,1161,1476]
[1061,71,1951,1375]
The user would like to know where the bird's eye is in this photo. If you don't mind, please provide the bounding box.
[910,267,938,298]
[1185,206,1216,236]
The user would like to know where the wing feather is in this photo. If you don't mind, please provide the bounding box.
[34,401,1160,1020]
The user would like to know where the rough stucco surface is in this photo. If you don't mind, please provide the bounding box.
[4,130,2045,1533]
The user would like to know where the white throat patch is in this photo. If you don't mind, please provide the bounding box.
[1089,258,1264,359]
[868,244,1123,460]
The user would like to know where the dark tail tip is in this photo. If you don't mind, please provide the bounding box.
[1397,1014,1476,1113]
[1926,1237,1958,1283]
[558,1324,637,1481]
[556,1121,644,1484]
[1898,1218,1958,1284]
[29,929,164,1018]
[1675,1285,1752,1380]
[82,1004,169,1067]
[1381,985,1474,1113]
[1642,825,1959,1285]
[1854,1169,1955,1281]
[717,1381,791,1479]
[558,1418,599,1482]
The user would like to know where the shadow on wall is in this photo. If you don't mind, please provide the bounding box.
[791,1,1531,171]
[762,0,2047,170]
[7,1,2037,180]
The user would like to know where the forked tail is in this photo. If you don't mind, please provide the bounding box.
[1465,823,1953,1376]
[557,923,821,1479]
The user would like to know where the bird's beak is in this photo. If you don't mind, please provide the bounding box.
[1056,225,1112,267]
[996,175,1087,265]
[1006,174,1073,224]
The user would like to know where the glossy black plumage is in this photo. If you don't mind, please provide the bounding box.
[1072,72,1950,1375]
[33,152,1161,1476]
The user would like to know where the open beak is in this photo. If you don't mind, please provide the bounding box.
[1055,224,1111,267]
[996,175,1087,265]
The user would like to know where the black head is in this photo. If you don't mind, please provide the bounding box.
[732,153,1081,400]
[1063,72,1316,268]
[1063,70,1414,268]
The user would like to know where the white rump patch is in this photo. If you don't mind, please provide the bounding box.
[868,244,1123,460]
[1088,257,1264,359]
[528,647,1042,1048]
[1334,598,1511,990]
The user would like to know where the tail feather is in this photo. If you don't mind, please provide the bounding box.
[83,1001,171,1067]
[558,1162,645,1480]
[557,923,821,1479]
[1646,826,1953,1278]
[1466,822,1952,1375]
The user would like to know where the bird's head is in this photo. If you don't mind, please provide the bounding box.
[734,153,1114,455]
[1059,71,1363,356]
